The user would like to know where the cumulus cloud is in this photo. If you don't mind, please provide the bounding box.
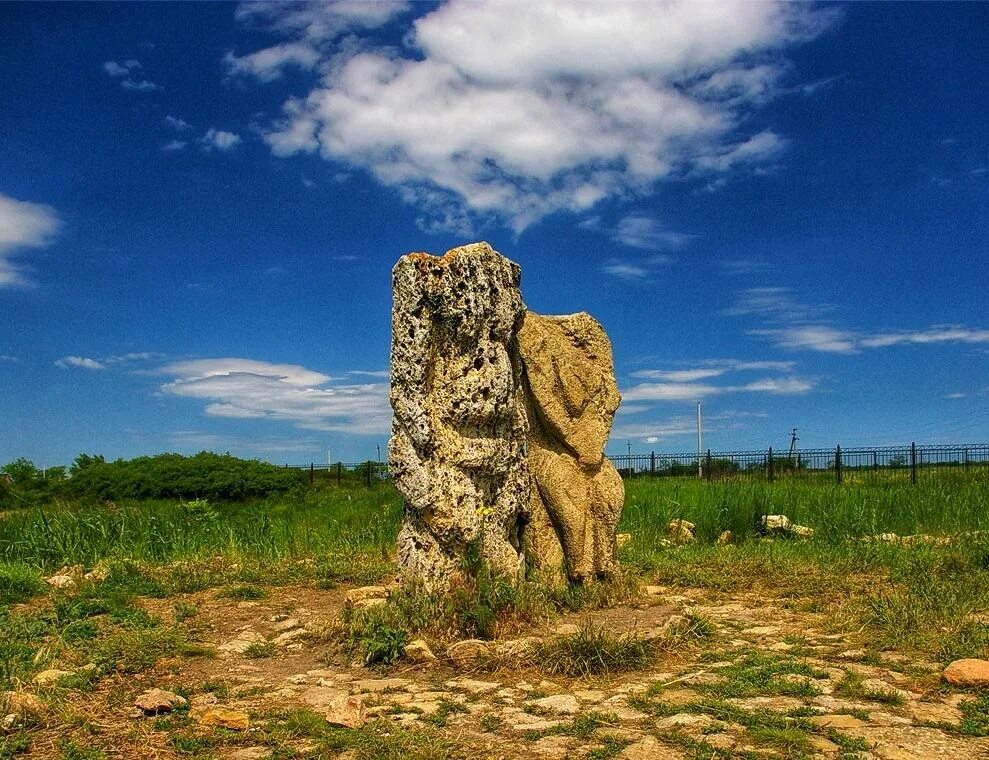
[200,129,242,151]
[161,358,391,435]
[240,0,837,231]
[0,193,61,288]
[225,0,410,81]
[55,356,105,370]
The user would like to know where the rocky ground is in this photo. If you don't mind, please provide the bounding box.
[6,579,989,760]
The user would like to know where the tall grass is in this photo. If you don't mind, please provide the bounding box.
[621,476,989,544]
[0,484,401,570]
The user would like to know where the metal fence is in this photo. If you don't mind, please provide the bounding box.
[286,442,989,485]
[609,442,989,484]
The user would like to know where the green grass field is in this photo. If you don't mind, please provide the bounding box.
[1,473,988,665]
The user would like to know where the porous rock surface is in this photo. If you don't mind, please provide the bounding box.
[389,242,624,588]
[518,312,624,582]
[388,242,530,589]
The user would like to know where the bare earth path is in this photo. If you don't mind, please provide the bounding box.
[17,583,989,759]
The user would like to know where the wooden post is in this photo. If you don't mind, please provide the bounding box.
[337,462,342,486]
[910,441,917,484]
[767,446,774,483]
[310,462,314,486]
[835,445,842,485]
[706,449,712,481]
[650,451,656,475]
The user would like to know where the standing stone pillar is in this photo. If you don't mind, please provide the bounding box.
[519,312,624,582]
[388,242,530,590]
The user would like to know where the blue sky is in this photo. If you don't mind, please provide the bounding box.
[1,1,987,467]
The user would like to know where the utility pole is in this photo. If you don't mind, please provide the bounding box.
[696,401,703,478]
[788,428,799,461]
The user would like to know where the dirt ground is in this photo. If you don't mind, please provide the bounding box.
[9,579,989,760]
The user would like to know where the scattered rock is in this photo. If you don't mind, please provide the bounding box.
[619,736,681,759]
[644,585,665,596]
[352,678,409,693]
[810,713,869,730]
[229,749,270,760]
[528,694,580,715]
[197,706,250,731]
[403,639,436,664]
[667,518,696,544]
[445,678,500,695]
[325,694,366,729]
[446,639,492,667]
[656,712,721,733]
[791,524,814,538]
[271,617,300,632]
[553,623,581,636]
[218,630,266,655]
[134,688,187,715]
[32,669,74,686]
[943,658,989,687]
[344,586,389,604]
[860,678,912,701]
[716,530,733,545]
[272,628,306,646]
[301,686,346,711]
[494,636,539,658]
[761,514,793,533]
[530,735,577,758]
[2,692,45,717]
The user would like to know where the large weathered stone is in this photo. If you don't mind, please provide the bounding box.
[518,312,624,581]
[389,242,530,589]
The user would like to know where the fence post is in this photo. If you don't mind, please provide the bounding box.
[310,462,314,486]
[910,441,917,484]
[337,462,342,486]
[835,445,842,485]
[650,450,656,476]
[706,449,712,481]
[366,461,373,487]
[767,446,774,483]
[872,451,878,472]
[964,448,969,471]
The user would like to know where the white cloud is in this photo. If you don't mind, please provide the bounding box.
[0,193,61,288]
[622,358,813,403]
[225,0,410,81]
[859,326,989,348]
[164,115,193,131]
[103,60,140,77]
[602,260,650,280]
[162,140,187,152]
[0,355,19,363]
[751,323,989,354]
[121,79,159,92]
[725,287,832,321]
[200,129,242,151]
[224,42,322,82]
[55,356,105,370]
[161,358,391,435]
[583,213,695,252]
[247,0,836,231]
[752,325,859,354]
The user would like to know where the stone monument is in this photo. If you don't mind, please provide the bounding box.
[389,242,624,589]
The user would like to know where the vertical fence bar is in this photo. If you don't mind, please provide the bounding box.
[910,441,917,484]
[767,446,774,483]
[650,451,656,476]
[872,451,878,472]
[964,448,969,471]
[310,462,314,486]
[835,445,842,485]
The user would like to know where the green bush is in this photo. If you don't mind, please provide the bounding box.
[63,451,302,501]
